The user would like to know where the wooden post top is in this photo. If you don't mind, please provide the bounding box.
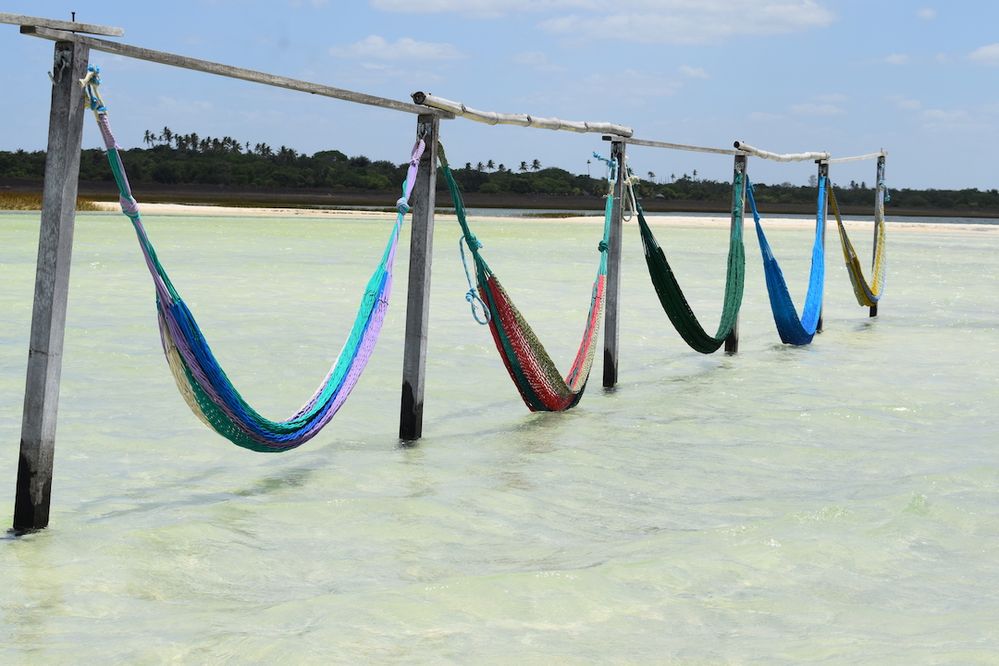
[0,12,124,37]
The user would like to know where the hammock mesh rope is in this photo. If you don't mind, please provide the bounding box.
[748,175,826,346]
[829,183,887,307]
[440,146,611,412]
[636,169,745,353]
[84,67,422,451]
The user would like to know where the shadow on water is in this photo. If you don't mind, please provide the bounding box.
[85,464,319,523]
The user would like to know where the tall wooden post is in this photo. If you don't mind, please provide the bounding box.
[724,153,748,354]
[602,140,626,388]
[816,160,829,334]
[399,114,440,441]
[13,40,89,532]
[870,155,885,318]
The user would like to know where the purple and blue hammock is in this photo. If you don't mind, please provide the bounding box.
[83,67,422,451]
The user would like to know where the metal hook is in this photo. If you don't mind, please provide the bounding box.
[48,50,71,85]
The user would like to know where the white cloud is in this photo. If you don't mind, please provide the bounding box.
[679,65,708,79]
[374,1,834,43]
[790,102,844,116]
[921,108,978,131]
[918,103,999,132]
[935,52,952,64]
[886,95,921,111]
[969,43,999,66]
[539,1,834,44]
[814,93,847,103]
[371,0,584,17]
[331,35,463,61]
[749,111,784,122]
[916,7,936,20]
[884,53,909,65]
[581,69,681,99]
[512,51,565,72]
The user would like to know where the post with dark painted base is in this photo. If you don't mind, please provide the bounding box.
[724,154,748,354]
[815,159,829,334]
[399,114,440,441]
[870,155,886,318]
[602,140,626,388]
[13,41,89,532]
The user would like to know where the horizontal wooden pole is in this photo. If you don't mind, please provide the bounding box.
[1,12,124,37]
[604,134,742,156]
[21,26,449,117]
[733,141,830,163]
[827,150,888,164]
[412,91,632,137]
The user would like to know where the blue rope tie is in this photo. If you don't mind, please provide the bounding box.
[878,179,891,204]
[458,235,490,325]
[82,65,106,112]
[592,151,617,183]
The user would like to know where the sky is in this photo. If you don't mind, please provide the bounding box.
[1,1,998,190]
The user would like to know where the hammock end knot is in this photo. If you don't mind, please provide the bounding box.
[396,197,411,215]
[465,289,491,325]
[598,240,608,253]
[120,195,140,218]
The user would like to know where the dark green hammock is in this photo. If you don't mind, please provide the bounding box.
[636,168,746,353]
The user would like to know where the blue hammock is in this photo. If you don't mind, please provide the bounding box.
[747,176,826,345]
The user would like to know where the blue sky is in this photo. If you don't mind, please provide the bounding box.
[2,1,998,189]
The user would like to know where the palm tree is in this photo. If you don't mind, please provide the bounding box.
[692,169,698,180]
[531,158,541,171]
[647,171,656,182]
[464,162,472,170]
[142,129,154,147]
[476,161,484,171]
[519,161,528,172]
[160,126,173,146]
[486,159,495,171]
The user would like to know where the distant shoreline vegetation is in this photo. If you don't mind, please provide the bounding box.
[2,127,998,215]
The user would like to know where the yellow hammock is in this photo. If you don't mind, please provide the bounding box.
[829,183,886,307]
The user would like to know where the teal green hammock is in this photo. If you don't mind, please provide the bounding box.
[440,145,612,412]
[636,169,745,353]
[82,66,423,451]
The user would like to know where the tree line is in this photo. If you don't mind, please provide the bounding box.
[1,127,997,211]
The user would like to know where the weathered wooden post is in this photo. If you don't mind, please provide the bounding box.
[602,139,626,388]
[13,39,89,532]
[870,155,886,318]
[724,153,748,353]
[816,159,829,333]
[399,114,440,440]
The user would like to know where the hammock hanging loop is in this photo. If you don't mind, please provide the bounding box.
[459,235,490,324]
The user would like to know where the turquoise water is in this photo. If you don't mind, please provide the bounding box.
[2,211,998,662]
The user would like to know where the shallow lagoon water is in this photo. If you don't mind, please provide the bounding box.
[2,211,998,662]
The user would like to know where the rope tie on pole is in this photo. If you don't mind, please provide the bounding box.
[623,169,640,222]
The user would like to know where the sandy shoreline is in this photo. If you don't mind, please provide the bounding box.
[87,201,999,234]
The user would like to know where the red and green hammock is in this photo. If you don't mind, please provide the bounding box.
[440,146,612,412]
